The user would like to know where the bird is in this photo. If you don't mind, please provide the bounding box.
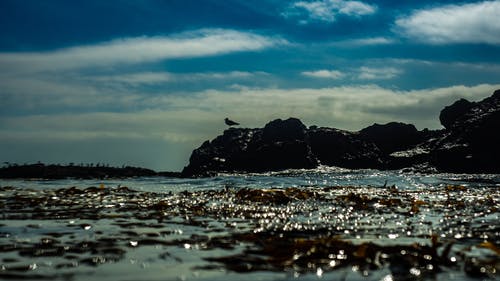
[224,118,239,127]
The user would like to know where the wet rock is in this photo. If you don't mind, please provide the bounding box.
[439,98,474,129]
[183,89,500,176]
[359,122,423,154]
[181,119,388,176]
[182,118,318,176]
[431,90,500,173]
[262,117,306,142]
[253,140,317,171]
[308,127,383,168]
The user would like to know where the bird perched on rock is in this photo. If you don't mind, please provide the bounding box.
[225,118,239,126]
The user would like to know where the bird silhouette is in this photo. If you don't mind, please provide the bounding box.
[225,118,239,126]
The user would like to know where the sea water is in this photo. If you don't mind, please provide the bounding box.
[1,167,499,280]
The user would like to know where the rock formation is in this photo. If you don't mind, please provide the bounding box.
[181,118,318,177]
[182,90,500,177]
[431,89,500,173]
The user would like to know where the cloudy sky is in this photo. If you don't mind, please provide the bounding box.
[1,0,499,171]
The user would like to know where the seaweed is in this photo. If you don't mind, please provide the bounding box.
[0,184,498,280]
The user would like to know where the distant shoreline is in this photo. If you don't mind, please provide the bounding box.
[0,163,182,179]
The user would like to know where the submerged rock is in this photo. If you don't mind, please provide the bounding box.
[183,90,500,176]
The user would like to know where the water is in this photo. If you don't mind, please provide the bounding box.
[3,166,498,192]
[1,168,499,280]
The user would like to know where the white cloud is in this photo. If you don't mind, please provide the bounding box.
[395,1,500,44]
[2,83,499,169]
[0,69,272,115]
[338,1,376,16]
[188,71,259,80]
[358,66,402,80]
[283,0,376,23]
[293,1,336,22]
[3,84,498,140]
[332,37,395,46]
[94,72,174,84]
[91,71,263,85]
[302,69,345,79]
[0,29,285,73]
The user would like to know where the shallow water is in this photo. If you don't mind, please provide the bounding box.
[1,168,499,280]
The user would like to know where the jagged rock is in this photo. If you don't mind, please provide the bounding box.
[181,128,260,176]
[439,98,474,129]
[308,127,383,168]
[359,122,422,154]
[262,118,306,142]
[182,89,500,176]
[431,90,500,173]
[182,119,382,176]
[182,119,317,176]
[253,140,318,171]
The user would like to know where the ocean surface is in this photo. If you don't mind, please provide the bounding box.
[1,167,499,280]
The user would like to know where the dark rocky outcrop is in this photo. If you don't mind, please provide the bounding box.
[430,89,500,173]
[439,99,474,129]
[182,118,317,177]
[181,118,397,177]
[182,89,500,177]
[359,122,424,154]
[308,127,383,169]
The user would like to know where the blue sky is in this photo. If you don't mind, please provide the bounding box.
[1,0,500,171]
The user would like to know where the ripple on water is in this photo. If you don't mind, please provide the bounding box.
[0,171,499,280]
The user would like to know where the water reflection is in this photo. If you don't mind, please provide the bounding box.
[0,169,499,280]
[2,168,500,193]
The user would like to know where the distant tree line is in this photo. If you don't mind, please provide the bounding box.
[0,162,167,179]
[2,162,141,169]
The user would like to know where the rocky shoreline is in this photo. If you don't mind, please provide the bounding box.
[2,90,498,179]
[181,89,500,177]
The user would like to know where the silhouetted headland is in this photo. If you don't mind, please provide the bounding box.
[182,89,500,177]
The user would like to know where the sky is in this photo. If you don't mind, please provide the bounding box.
[1,0,500,171]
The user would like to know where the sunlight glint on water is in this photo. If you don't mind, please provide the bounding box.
[1,167,499,281]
